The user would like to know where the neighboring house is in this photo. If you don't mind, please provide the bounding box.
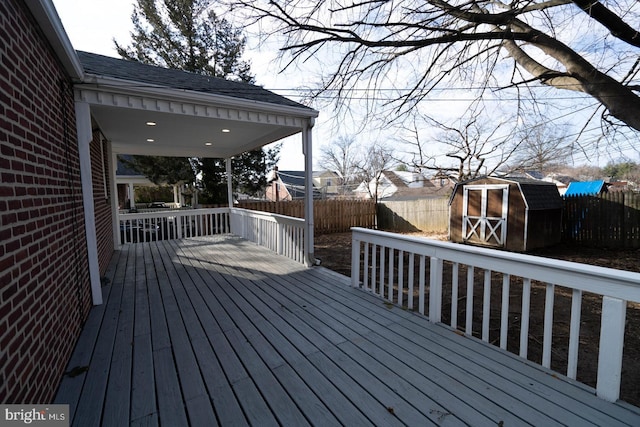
[116,155,184,209]
[354,170,433,200]
[564,180,609,196]
[313,170,342,197]
[608,181,630,192]
[1,0,317,403]
[543,173,575,195]
[266,169,321,201]
[428,169,458,189]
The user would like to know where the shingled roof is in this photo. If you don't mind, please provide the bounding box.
[77,51,312,110]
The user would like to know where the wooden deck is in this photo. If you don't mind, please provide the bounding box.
[55,235,640,426]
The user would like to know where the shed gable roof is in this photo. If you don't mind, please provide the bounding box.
[452,176,562,210]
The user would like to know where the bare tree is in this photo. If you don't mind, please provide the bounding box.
[230,0,640,137]
[398,109,524,181]
[511,123,574,174]
[354,142,397,203]
[318,136,360,195]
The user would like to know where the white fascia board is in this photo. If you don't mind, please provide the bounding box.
[26,0,84,80]
[78,74,319,120]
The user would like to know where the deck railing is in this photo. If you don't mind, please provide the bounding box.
[230,208,306,264]
[118,208,230,244]
[350,227,640,402]
[118,207,306,264]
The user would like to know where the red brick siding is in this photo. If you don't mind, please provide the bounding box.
[90,131,114,273]
[0,0,92,403]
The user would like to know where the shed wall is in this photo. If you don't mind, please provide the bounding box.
[0,0,92,403]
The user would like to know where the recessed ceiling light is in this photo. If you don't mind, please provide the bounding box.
[221,129,231,133]
[146,138,155,142]
[205,142,213,146]
[146,121,157,126]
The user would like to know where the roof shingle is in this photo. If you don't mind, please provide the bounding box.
[77,51,313,110]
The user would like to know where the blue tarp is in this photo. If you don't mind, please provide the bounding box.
[564,180,606,196]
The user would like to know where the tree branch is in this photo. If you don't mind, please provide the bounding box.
[572,0,640,47]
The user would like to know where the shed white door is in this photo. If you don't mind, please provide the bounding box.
[462,185,509,247]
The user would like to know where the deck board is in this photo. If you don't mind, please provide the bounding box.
[55,235,640,426]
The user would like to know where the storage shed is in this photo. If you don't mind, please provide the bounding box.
[449,177,563,252]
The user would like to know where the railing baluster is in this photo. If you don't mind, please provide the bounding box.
[388,248,394,302]
[500,274,510,350]
[408,253,414,310]
[567,289,582,379]
[451,262,459,329]
[419,255,426,315]
[542,283,555,368]
[398,251,404,306]
[520,278,531,358]
[371,244,377,294]
[466,266,474,335]
[363,242,370,291]
[379,246,386,298]
[482,269,491,342]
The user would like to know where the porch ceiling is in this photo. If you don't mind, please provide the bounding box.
[75,51,318,159]
[89,104,303,158]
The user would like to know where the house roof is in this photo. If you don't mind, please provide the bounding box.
[274,170,322,199]
[26,1,84,79]
[77,51,311,111]
[278,170,313,189]
[564,180,607,196]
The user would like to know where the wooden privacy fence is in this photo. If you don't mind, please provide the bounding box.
[562,192,640,249]
[237,199,376,234]
[377,198,450,233]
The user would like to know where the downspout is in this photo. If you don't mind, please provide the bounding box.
[75,100,103,305]
[303,118,315,266]
[108,144,120,247]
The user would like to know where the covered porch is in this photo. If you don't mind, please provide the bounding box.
[55,233,640,426]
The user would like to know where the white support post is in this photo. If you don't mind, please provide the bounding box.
[75,100,103,306]
[302,119,315,266]
[597,296,627,402]
[173,185,180,207]
[128,182,135,209]
[226,158,233,209]
[350,236,360,287]
[429,257,443,322]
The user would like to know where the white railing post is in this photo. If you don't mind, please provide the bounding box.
[597,296,627,402]
[277,222,284,256]
[429,257,443,322]
[351,235,361,288]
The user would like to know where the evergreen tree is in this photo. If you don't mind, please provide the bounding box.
[115,0,279,203]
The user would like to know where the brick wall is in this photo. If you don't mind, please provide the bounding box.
[91,131,114,273]
[0,0,92,403]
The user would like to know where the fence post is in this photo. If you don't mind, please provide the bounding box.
[597,296,627,402]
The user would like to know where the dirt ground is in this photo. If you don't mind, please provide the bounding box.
[314,231,640,407]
